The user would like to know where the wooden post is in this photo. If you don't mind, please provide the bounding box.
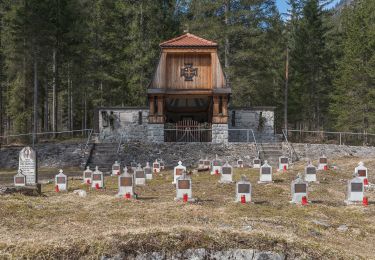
[149,96,155,115]
[213,96,219,116]
[222,96,228,116]
[157,96,163,116]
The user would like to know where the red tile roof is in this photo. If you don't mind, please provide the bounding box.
[160,33,218,48]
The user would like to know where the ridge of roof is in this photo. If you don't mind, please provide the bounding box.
[159,33,218,47]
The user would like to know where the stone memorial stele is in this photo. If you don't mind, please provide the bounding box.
[258,160,272,183]
[153,159,160,173]
[236,176,252,203]
[83,166,93,184]
[118,167,135,197]
[345,176,364,204]
[55,169,68,192]
[91,166,104,189]
[304,161,317,182]
[159,159,165,170]
[18,146,37,185]
[220,161,233,183]
[135,164,146,186]
[112,161,121,176]
[14,170,26,187]
[278,156,289,171]
[355,162,368,181]
[210,155,223,175]
[175,171,193,201]
[173,161,186,184]
[290,175,308,204]
[253,158,261,169]
[318,155,328,170]
[144,162,152,180]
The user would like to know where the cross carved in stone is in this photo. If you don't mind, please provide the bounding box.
[180,63,198,81]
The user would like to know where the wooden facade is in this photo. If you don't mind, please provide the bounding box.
[148,33,231,125]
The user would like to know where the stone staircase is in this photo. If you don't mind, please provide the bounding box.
[85,143,119,173]
[258,142,285,166]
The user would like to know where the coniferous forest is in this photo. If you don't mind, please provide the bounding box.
[0,0,374,137]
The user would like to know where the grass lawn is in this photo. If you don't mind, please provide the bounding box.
[0,156,374,259]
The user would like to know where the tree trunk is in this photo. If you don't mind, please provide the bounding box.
[33,56,38,146]
[52,49,58,137]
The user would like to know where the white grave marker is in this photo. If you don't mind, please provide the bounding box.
[18,146,37,185]
[237,158,244,168]
[153,159,160,173]
[175,172,193,201]
[345,177,364,204]
[92,166,104,189]
[258,160,272,183]
[83,166,93,185]
[118,167,135,198]
[135,164,146,186]
[220,162,233,183]
[290,176,308,204]
[355,162,368,182]
[236,176,252,203]
[173,161,186,184]
[278,156,289,171]
[55,169,68,192]
[211,155,223,175]
[304,162,317,182]
[144,162,152,180]
[253,158,261,169]
[318,155,328,170]
[159,159,165,170]
[112,161,121,176]
[14,170,26,187]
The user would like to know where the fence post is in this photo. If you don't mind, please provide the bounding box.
[339,133,342,145]
[247,130,249,142]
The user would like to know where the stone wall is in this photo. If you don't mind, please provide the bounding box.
[147,124,164,143]
[98,108,149,142]
[212,124,228,144]
[228,107,275,136]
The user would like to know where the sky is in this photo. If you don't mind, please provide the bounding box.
[276,0,341,16]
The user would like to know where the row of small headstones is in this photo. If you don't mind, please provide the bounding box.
[14,151,371,205]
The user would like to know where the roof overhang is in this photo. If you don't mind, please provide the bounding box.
[147,88,231,95]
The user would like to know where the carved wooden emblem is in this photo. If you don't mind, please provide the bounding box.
[180,63,197,81]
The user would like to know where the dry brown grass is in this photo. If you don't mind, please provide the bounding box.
[0,156,375,259]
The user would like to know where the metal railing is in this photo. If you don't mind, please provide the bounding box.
[287,129,375,146]
[164,128,212,142]
[117,133,124,156]
[228,128,257,143]
[282,129,298,162]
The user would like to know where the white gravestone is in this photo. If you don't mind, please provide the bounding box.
[118,167,135,197]
[14,170,26,187]
[278,156,289,171]
[304,162,317,182]
[92,166,104,189]
[259,161,272,183]
[126,165,134,175]
[135,164,146,186]
[198,159,205,170]
[131,161,138,173]
[159,159,165,170]
[253,158,261,169]
[18,146,37,185]
[175,172,193,201]
[236,176,252,203]
[153,159,160,173]
[144,162,152,180]
[173,161,186,184]
[318,155,328,170]
[55,169,68,192]
[83,166,93,185]
[112,161,121,176]
[345,177,364,204]
[211,156,223,175]
[355,162,368,181]
[198,158,210,171]
[290,176,308,204]
[237,158,244,168]
[220,162,233,183]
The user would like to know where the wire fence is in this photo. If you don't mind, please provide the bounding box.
[0,129,93,146]
[286,129,375,146]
